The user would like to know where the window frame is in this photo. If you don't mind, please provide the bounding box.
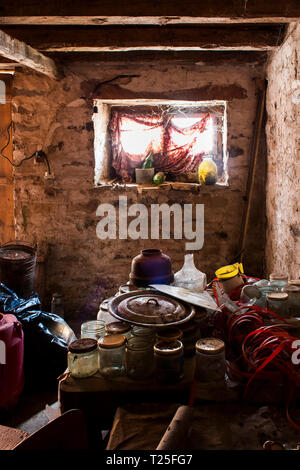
[93,99,228,186]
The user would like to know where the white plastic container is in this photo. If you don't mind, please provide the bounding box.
[173,254,207,292]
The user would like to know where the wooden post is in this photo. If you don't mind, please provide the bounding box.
[0,74,14,244]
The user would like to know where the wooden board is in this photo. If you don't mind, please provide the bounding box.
[0,74,14,245]
[0,425,28,450]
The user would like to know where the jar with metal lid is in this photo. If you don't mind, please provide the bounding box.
[194,309,211,337]
[156,327,183,343]
[132,326,156,345]
[269,273,289,290]
[195,338,225,382]
[125,337,154,380]
[105,321,132,340]
[154,340,184,384]
[282,286,300,316]
[180,321,200,357]
[267,292,289,317]
[98,334,126,377]
[81,320,106,340]
[68,338,99,378]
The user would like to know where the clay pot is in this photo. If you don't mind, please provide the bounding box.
[129,249,174,287]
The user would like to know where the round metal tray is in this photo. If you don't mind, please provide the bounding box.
[108,290,195,327]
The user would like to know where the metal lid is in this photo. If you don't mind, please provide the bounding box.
[267,292,289,301]
[196,338,225,355]
[126,337,153,350]
[288,280,300,287]
[98,334,126,349]
[269,273,288,281]
[68,338,97,354]
[283,286,300,293]
[156,327,183,341]
[154,340,183,355]
[105,321,131,334]
[117,293,185,324]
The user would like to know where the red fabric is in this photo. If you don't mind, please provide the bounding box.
[109,110,210,182]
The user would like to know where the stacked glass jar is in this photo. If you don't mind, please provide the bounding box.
[68,338,99,378]
[98,334,126,377]
[154,340,184,384]
[105,321,132,340]
[81,320,106,340]
[195,338,226,382]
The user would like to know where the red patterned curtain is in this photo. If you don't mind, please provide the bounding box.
[109,109,210,182]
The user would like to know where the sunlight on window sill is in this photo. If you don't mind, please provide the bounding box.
[94,180,229,192]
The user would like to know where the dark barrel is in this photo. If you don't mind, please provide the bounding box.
[0,241,37,298]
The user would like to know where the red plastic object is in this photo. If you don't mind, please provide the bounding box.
[0,313,24,409]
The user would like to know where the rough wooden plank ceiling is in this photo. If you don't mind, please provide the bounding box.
[48,51,268,65]
[0,0,299,22]
[0,24,287,52]
[0,29,60,78]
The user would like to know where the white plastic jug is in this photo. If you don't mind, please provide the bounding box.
[173,254,207,293]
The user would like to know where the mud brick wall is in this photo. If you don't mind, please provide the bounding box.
[11,60,266,319]
[266,23,300,279]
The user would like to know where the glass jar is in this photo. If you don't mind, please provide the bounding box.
[105,321,132,340]
[282,286,300,317]
[81,320,106,340]
[125,338,154,380]
[267,292,289,317]
[180,321,200,357]
[195,338,225,382]
[98,334,126,377]
[156,327,183,343]
[198,155,218,185]
[68,338,99,378]
[194,309,211,337]
[154,340,184,384]
[132,326,156,345]
[269,273,289,290]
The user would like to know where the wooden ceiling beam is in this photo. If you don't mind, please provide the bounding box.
[0,16,298,25]
[0,25,287,52]
[47,50,268,65]
[0,29,60,79]
[0,0,299,23]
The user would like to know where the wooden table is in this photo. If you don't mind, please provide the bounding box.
[59,358,197,431]
[58,355,297,448]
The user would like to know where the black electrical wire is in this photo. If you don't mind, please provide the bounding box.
[0,121,52,173]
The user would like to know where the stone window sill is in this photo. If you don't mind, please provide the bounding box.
[94,180,229,193]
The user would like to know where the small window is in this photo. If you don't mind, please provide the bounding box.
[93,100,227,185]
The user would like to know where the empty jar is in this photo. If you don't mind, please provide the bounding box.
[132,326,156,345]
[269,273,289,290]
[267,292,289,317]
[68,338,99,378]
[105,321,132,340]
[282,285,300,316]
[154,340,184,384]
[195,338,225,382]
[156,327,183,343]
[125,338,154,380]
[180,321,200,357]
[81,320,106,340]
[98,334,126,377]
